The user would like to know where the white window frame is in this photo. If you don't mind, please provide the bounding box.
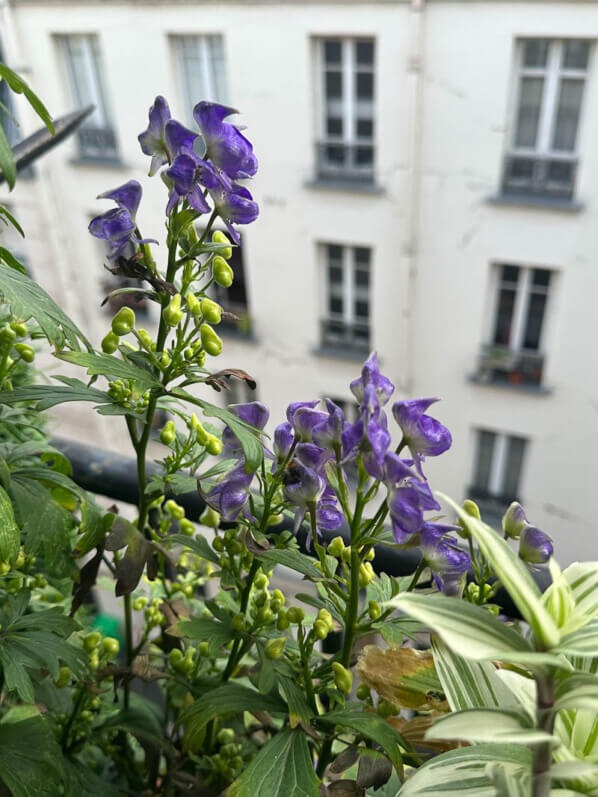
[471,430,527,500]
[314,37,375,180]
[488,263,553,354]
[321,243,371,349]
[172,34,228,125]
[60,34,112,129]
[504,38,591,197]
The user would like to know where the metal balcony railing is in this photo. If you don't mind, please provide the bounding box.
[321,318,370,352]
[316,141,375,182]
[501,154,577,201]
[78,125,119,161]
[476,344,545,387]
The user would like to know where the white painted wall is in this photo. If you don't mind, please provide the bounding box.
[0,0,596,562]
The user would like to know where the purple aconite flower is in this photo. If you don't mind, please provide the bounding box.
[350,352,395,407]
[222,401,270,457]
[205,463,254,521]
[138,96,172,175]
[519,525,553,565]
[89,180,144,259]
[420,523,470,595]
[312,399,346,454]
[292,406,329,443]
[502,502,528,540]
[206,170,259,245]
[194,101,258,179]
[164,154,211,215]
[274,422,295,463]
[392,398,452,474]
[284,460,325,532]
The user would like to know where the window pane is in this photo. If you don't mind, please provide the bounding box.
[328,244,343,263]
[324,40,342,64]
[532,268,551,288]
[356,118,373,138]
[563,40,590,70]
[327,117,343,136]
[207,36,228,102]
[552,78,584,151]
[324,144,345,164]
[355,146,373,166]
[354,300,369,319]
[330,296,343,315]
[522,39,549,68]
[356,72,374,100]
[547,159,574,187]
[514,77,544,148]
[356,41,374,65]
[325,71,342,99]
[354,247,370,265]
[493,288,517,345]
[502,265,520,284]
[522,291,547,350]
[328,265,343,284]
[473,430,496,493]
[502,436,526,499]
[355,269,369,287]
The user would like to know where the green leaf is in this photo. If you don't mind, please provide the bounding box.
[169,616,235,653]
[258,548,323,580]
[76,498,106,555]
[0,261,90,350]
[228,728,320,797]
[561,562,598,632]
[179,682,287,734]
[172,389,264,473]
[425,708,557,745]
[0,63,54,133]
[58,351,161,392]
[397,744,531,797]
[279,676,313,729]
[0,716,65,797]
[0,206,24,236]
[316,707,405,771]
[0,120,16,189]
[554,673,598,712]
[440,493,560,649]
[0,484,20,564]
[168,533,219,563]
[0,382,111,411]
[0,246,27,274]
[431,636,520,711]
[550,761,598,781]
[486,762,531,797]
[557,619,598,658]
[97,695,166,748]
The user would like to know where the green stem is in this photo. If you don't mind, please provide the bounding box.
[532,671,555,797]
[61,686,86,751]
[406,557,427,592]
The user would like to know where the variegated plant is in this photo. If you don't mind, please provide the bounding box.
[389,496,598,797]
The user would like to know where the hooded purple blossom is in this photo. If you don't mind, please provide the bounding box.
[292,406,329,443]
[519,526,553,565]
[503,502,529,540]
[284,461,325,533]
[204,167,259,245]
[312,399,346,454]
[287,400,320,425]
[164,153,212,215]
[420,523,470,595]
[205,463,254,520]
[89,180,145,260]
[222,401,270,458]
[138,96,172,175]
[295,443,331,473]
[194,101,258,179]
[350,352,395,407]
[274,422,295,463]
[392,398,452,475]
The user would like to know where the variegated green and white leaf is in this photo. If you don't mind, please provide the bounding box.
[558,562,598,635]
[495,669,537,722]
[486,762,531,796]
[439,494,560,649]
[425,708,558,745]
[397,743,531,797]
[543,559,576,630]
[389,593,570,669]
[554,673,598,712]
[550,761,598,782]
[557,619,598,658]
[431,636,519,711]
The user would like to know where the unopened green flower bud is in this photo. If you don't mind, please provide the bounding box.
[10,320,27,337]
[102,637,120,656]
[332,662,353,694]
[231,613,245,632]
[328,536,345,558]
[212,256,234,288]
[317,609,334,631]
[165,499,185,519]
[206,435,222,455]
[111,307,135,336]
[169,649,184,670]
[212,536,225,552]
[200,505,220,528]
[264,637,286,660]
[456,499,481,538]
[255,572,269,590]
[0,325,15,344]
[101,331,120,353]
[364,547,375,562]
[137,328,153,350]
[258,607,274,625]
[163,294,184,327]
[185,291,201,317]
[14,343,34,363]
[160,351,171,369]
[272,589,285,606]
[270,598,283,613]
[212,230,232,260]
[160,421,176,446]
[503,502,528,540]
[184,346,194,361]
[198,641,210,656]
[356,683,371,701]
[359,561,374,588]
[368,600,381,620]
[314,619,329,640]
[200,298,222,325]
[277,610,290,631]
[254,590,268,607]
[133,596,148,611]
[217,728,235,745]
[287,607,304,624]
[341,545,352,563]
[200,323,223,356]
[377,698,395,718]
[84,631,101,651]
[54,665,71,688]
[179,518,195,536]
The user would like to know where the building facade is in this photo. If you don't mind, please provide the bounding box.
[1,0,597,562]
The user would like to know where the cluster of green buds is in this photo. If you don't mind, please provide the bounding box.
[0,548,42,593]
[107,378,150,412]
[0,318,36,388]
[143,599,167,629]
[169,646,196,675]
[82,630,120,671]
[332,661,353,694]
[327,536,375,587]
[314,608,334,640]
[210,726,244,782]
[102,307,136,352]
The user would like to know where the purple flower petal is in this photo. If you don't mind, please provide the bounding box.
[98,180,142,219]
[138,96,172,175]
[519,526,553,564]
[194,101,258,179]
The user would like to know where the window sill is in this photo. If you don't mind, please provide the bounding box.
[486,193,584,213]
[313,345,370,362]
[305,177,384,196]
[69,156,128,169]
[468,374,552,395]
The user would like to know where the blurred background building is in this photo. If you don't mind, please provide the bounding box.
[0,0,596,562]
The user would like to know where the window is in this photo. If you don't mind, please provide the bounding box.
[478,264,552,387]
[321,244,370,352]
[211,234,251,335]
[173,35,228,124]
[503,39,590,200]
[315,38,375,181]
[60,34,118,161]
[470,430,527,514]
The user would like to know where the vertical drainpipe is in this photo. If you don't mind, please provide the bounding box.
[399,0,426,395]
